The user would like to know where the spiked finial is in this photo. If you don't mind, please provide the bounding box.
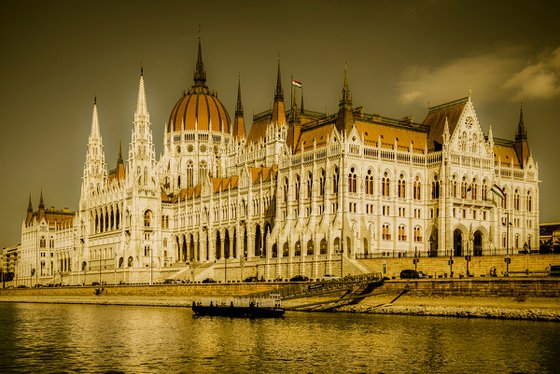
[39,189,44,210]
[274,55,284,101]
[194,37,207,87]
[27,194,33,212]
[90,96,101,139]
[236,73,243,115]
[135,68,148,118]
[340,62,353,108]
[118,141,123,163]
[516,102,527,141]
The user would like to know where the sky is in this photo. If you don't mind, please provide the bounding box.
[1,0,559,247]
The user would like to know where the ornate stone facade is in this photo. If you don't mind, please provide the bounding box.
[16,42,539,285]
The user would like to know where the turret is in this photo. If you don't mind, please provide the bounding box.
[81,97,108,199]
[335,63,354,135]
[232,74,246,140]
[271,57,287,127]
[514,104,530,168]
[127,69,157,189]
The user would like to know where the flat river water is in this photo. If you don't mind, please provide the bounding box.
[0,303,558,373]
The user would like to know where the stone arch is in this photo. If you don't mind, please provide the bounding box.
[282,241,289,257]
[307,239,314,256]
[363,238,369,256]
[334,237,341,253]
[320,238,328,255]
[428,227,438,257]
[294,240,301,256]
[474,230,483,256]
[453,228,464,257]
[216,230,222,260]
[255,224,262,257]
[224,229,230,258]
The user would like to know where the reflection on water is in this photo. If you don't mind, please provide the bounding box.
[0,303,558,373]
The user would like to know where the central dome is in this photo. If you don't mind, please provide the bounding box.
[167,41,231,134]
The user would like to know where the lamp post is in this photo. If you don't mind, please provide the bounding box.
[448,250,454,278]
[413,247,419,273]
[150,247,153,285]
[504,211,511,276]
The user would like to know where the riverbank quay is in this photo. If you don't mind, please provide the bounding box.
[1,278,558,321]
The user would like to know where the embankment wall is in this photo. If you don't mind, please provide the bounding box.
[1,279,559,299]
[358,253,560,279]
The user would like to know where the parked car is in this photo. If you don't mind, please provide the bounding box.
[243,276,259,282]
[321,274,342,281]
[400,269,422,279]
[548,265,560,277]
[290,275,309,282]
[201,278,216,283]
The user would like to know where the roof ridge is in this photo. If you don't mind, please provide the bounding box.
[428,97,469,112]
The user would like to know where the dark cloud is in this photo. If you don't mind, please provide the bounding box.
[1,0,559,246]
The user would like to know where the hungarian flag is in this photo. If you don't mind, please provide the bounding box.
[292,79,302,88]
[490,184,505,200]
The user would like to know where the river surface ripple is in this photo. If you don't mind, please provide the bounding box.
[0,303,558,373]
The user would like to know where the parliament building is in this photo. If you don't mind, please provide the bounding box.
[16,41,539,285]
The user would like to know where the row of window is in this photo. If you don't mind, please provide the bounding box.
[381,224,423,242]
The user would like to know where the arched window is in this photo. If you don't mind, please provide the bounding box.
[186,161,194,188]
[432,175,440,199]
[333,166,339,193]
[307,172,313,199]
[348,167,357,193]
[382,172,390,197]
[414,226,422,242]
[482,179,488,201]
[472,178,478,200]
[398,224,406,241]
[199,161,208,183]
[471,134,477,153]
[452,175,457,198]
[283,177,289,204]
[514,189,520,211]
[502,188,508,209]
[413,176,421,200]
[398,174,406,199]
[461,176,467,199]
[144,210,152,228]
[295,174,301,201]
[365,169,374,195]
[527,191,533,212]
[319,169,326,197]
[460,132,467,151]
[40,237,46,248]
[382,223,391,240]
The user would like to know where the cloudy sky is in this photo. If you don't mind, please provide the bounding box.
[1,0,559,246]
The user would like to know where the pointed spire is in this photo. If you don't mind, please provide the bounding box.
[90,96,101,139]
[516,102,527,141]
[135,67,148,118]
[336,62,354,135]
[300,88,304,113]
[235,73,244,115]
[488,125,494,144]
[193,37,207,87]
[27,194,33,212]
[340,62,353,108]
[271,58,287,126]
[274,56,284,101]
[118,141,123,164]
[39,189,44,210]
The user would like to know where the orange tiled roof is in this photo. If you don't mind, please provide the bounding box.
[355,120,427,153]
[493,139,521,168]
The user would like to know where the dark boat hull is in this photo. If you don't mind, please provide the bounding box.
[192,304,285,318]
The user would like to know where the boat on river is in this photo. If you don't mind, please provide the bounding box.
[191,293,285,318]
